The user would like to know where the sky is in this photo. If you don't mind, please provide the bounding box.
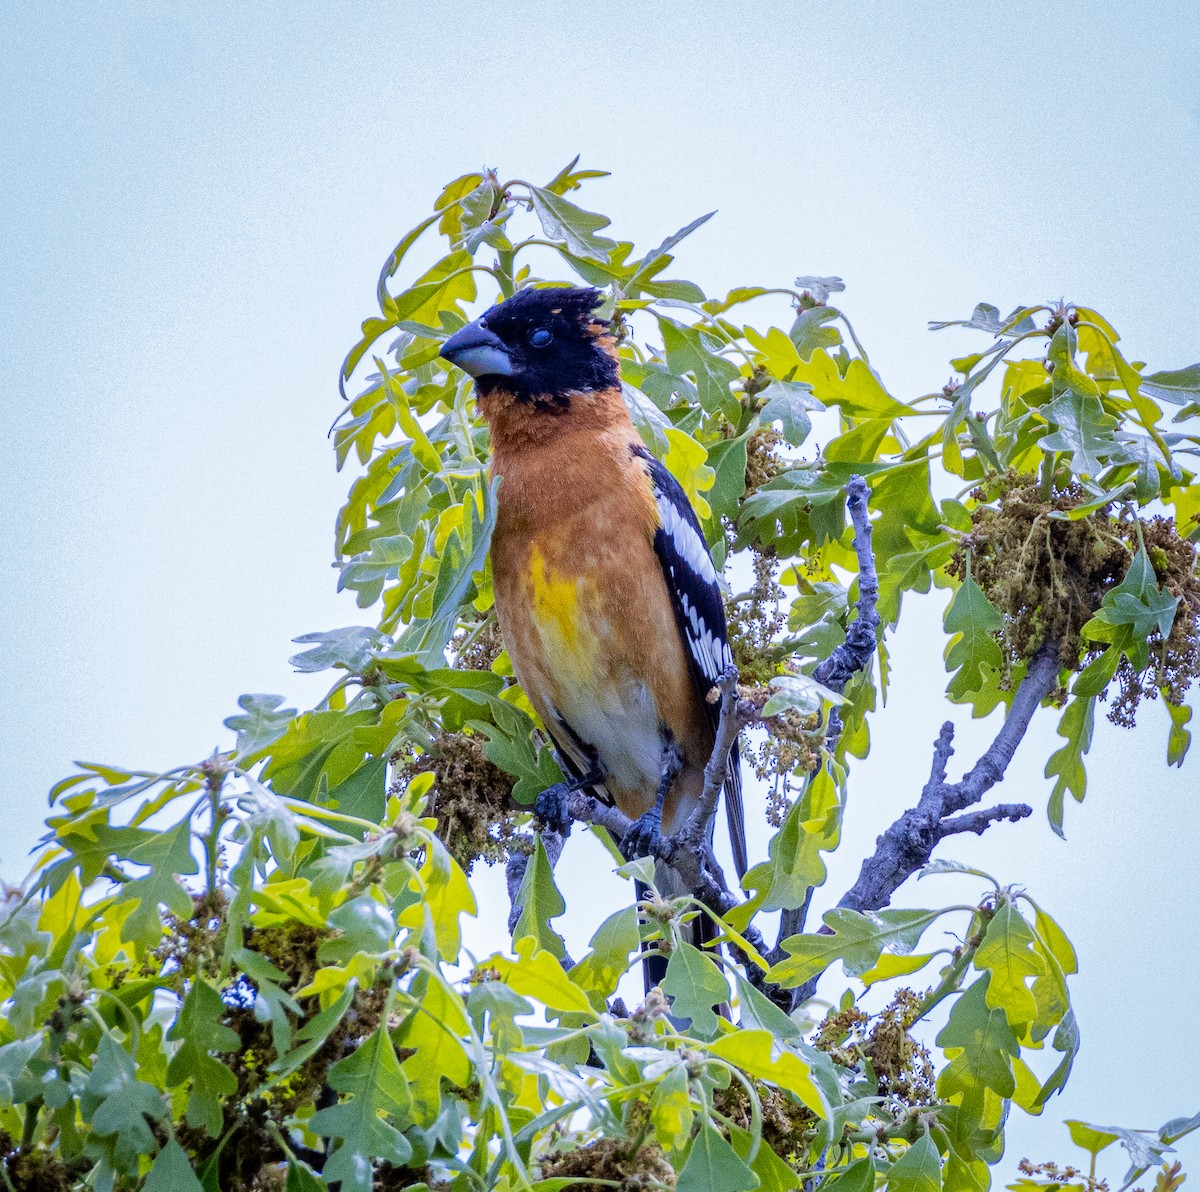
[2,0,1198,1179]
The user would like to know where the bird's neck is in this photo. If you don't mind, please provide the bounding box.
[481,386,651,537]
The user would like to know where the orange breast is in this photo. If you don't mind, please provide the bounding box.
[489,439,711,827]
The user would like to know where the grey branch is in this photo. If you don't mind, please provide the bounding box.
[939,803,1033,837]
[813,474,880,705]
[518,476,1059,1013]
[774,472,881,954]
[835,642,1060,917]
[781,642,1063,1005]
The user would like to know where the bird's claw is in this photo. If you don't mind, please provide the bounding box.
[535,783,573,837]
[621,810,662,862]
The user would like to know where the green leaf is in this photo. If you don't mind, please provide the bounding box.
[627,210,716,290]
[930,301,1036,336]
[467,979,532,1053]
[392,972,472,1123]
[703,286,771,314]
[1071,645,1121,698]
[145,1140,205,1192]
[661,426,716,519]
[117,817,199,946]
[323,754,388,822]
[974,901,1044,1027]
[376,210,441,310]
[707,1029,829,1119]
[661,940,730,1038]
[224,693,297,758]
[648,1063,694,1151]
[528,187,616,261]
[770,906,945,988]
[1139,363,1200,406]
[707,432,749,517]
[1161,1111,1200,1145]
[790,349,912,419]
[1090,547,1179,641]
[677,1122,758,1192]
[398,480,498,663]
[289,626,387,673]
[83,1035,169,1174]
[1167,698,1192,767]
[234,946,302,1057]
[824,1157,875,1192]
[0,1036,42,1102]
[943,571,1003,698]
[936,976,1019,1101]
[269,982,355,1079]
[731,970,803,1040]
[762,673,844,718]
[542,155,610,196]
[739,765,841,916]
[166,979,240,1137]
[622,380,672,453]
[886,1132,942,1192]
[510,836,568,959]
[859,951,941,987]
[760,379,820,446]
[309,1023,413,1192]
[490,936,594,1015]
[1032,1007,1080,1109]
[1065,1119,1119,1156]
[286,1159,329,1192]
[658,316,740,414]
[1045,695,1095,836]
[790,305,843,360]
[569,905,639,1006]
[318,895,396,964]
[1040,390,1119,478]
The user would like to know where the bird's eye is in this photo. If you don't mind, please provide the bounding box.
[528,328,553,348]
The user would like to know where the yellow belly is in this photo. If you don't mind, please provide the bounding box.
[526,542,599,688]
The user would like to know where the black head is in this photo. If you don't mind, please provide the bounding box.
[439,286,618,406]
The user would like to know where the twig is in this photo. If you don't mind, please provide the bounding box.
[939,804,1033,837]
[774,472,880,952]
[835,641,1061,917]
[812,473,880,744]
[783,642,1062,1004]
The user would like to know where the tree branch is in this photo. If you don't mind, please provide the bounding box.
[833,642,1060,918]
[812,473,880,745]
[775,642,1063,1005]
[939,803,1033,837]
[773,473,880,951]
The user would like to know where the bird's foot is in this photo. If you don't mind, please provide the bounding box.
[621,808,662,861]
[534,783,573,837]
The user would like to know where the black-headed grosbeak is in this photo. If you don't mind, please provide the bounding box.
[440,286,745,903]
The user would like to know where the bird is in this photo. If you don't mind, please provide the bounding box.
[439,285,745,971]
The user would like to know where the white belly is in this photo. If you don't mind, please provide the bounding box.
[550,674,663,796]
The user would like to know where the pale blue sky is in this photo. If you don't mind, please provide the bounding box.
[2,1,1198,1179]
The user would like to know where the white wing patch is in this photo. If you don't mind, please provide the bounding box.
[633,442,747,880]
[657,497,717,585]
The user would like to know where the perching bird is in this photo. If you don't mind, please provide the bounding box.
[439,285,745,944]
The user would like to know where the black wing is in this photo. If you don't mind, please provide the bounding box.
[632,444,746,878]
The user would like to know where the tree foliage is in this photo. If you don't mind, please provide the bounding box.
[2,160,1198,1191]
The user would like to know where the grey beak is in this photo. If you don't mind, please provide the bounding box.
[439,320,514,378]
